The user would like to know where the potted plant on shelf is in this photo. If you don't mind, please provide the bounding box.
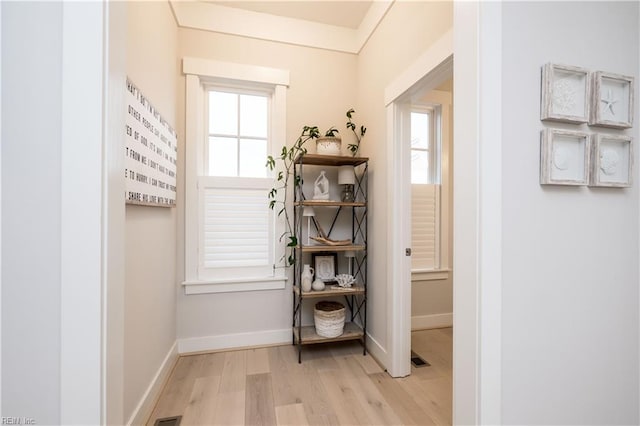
[346,108,367,156]
[315,127,341,156]
[266,125,320,266]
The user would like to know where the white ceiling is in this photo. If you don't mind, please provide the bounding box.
[208,1,374,29]
[172,1,393,53]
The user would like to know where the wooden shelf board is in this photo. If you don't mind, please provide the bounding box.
[294,285,365,298]
[294,153,369,167]
[294,322,364,345]
[301,244,365,253]
[296,200,366,207]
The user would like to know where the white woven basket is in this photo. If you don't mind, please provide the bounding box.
[314,301,345,338]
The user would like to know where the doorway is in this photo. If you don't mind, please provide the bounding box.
[385,53,453,379]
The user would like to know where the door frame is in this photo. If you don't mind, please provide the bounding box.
[385,30,453,378]
[385,2,503,423]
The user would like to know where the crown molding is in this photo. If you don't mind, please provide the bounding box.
[169,0,393,54]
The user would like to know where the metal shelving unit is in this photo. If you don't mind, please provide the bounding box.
[292,154,368,362]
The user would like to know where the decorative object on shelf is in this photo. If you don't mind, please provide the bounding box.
[346,108,367,156]
[335,274,355,288]
[316,127,342,156]
[313,170,330,200]
[589,133,633,187]
[313,253,337,281]
[540,128,590,186]
[302,206,316,245]
[312,278,326,291]
[314,301,345,338]
[344,250,355,275]
[541,63,590,124]
[266,126,320,266]
[338,165,356,202]
[301,264,314,292]
[310,236,352,246]
[590,71,634,129]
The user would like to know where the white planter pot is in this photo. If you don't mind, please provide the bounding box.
[316,137,342,156]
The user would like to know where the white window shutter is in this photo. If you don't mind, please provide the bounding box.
[411,184,440,270]
[203,187,269,268]
[198,176,274,280]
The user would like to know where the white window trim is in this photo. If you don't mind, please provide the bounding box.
[411,269,451,282]
[183,57,289,294]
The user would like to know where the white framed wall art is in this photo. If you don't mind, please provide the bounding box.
[589,133,633,187]
[541,63,590,124]
[540,128,590,186]
[590,71,635,129]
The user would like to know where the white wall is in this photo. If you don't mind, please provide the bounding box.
[2,2,110,423]
[124,1,179,422]
[500,2,639,423]
[1,3,63,423]
[175,28,357,349]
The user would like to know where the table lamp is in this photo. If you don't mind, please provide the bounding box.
[302,206,315,245]
[338,165,355,202]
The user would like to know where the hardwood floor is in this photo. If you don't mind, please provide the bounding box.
[147,328,452,426]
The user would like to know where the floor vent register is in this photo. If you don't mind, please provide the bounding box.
[154,416,182,426]
[410,351,431,368]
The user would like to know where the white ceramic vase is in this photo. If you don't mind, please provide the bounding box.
[312,278,325,291]
[301,264,314,292]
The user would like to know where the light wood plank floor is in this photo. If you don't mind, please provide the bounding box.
[147,328,452,426]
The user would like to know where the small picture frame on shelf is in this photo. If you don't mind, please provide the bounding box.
[589,133,633,187]
[540,128,590,186]
[590,71,634,129]
[541,63,590,124]
[312,253,337,282]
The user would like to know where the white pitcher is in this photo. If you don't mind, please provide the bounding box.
[301,264,314,292]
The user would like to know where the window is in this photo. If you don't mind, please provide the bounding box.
[410,107,441,184]
[207,90,268,178]
[411,104,442,270]
[183,58,289,294]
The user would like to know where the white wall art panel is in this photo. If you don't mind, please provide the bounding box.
[125,78,177,207]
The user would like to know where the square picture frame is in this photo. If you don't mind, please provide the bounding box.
[540,128,590,186]
[312,252,337,282]
[589,133,633,187]
[541,63,590,124]
[590,71,634,129]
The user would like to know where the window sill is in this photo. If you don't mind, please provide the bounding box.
[182,276,287,295]
[411,269,451,282]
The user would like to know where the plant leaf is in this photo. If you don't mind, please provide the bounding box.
[266,155,275,170]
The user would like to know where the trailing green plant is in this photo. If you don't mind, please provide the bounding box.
[346,108,367,156]
[323,127,339,137]
[266,125,320,266]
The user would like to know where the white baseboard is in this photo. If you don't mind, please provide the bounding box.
[127,341,178,426]
[178,328,291,354]
[365,332,388,370]
[411,312,453,331]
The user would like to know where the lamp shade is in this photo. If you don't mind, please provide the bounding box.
[344,250,356,258]
[338,165,355,185]
[302,206,315,217]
